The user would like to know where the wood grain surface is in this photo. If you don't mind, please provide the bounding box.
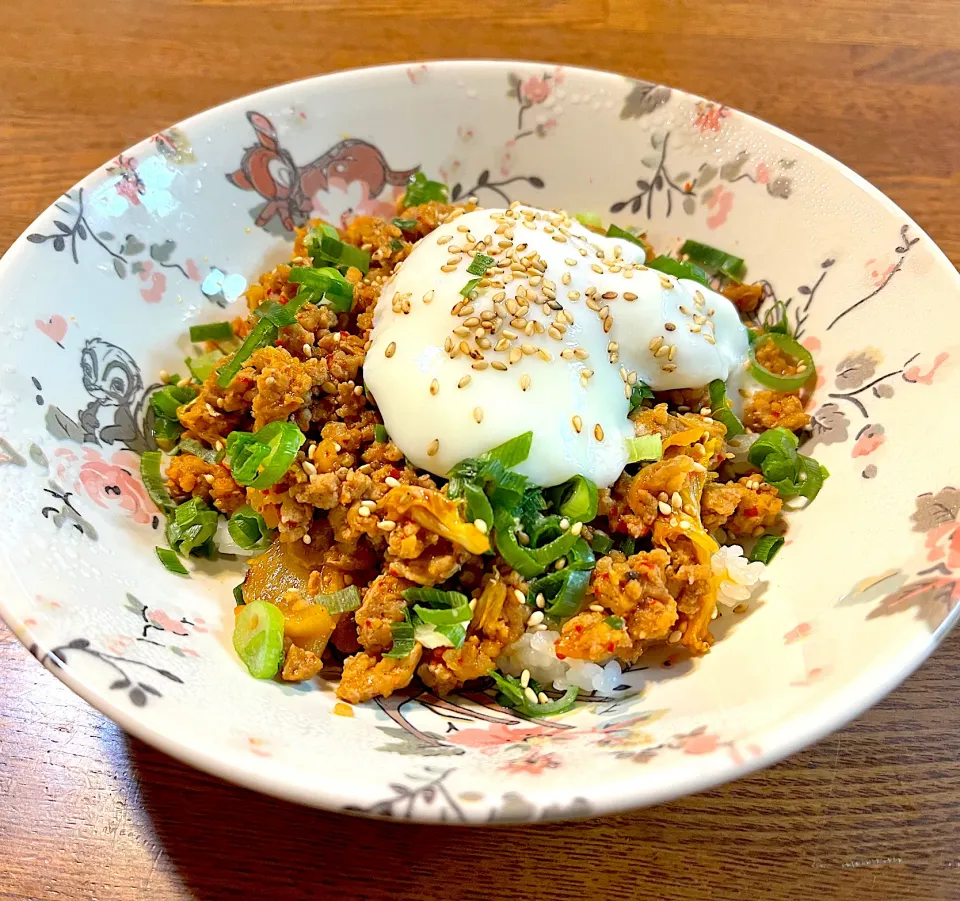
[2,1,960,898]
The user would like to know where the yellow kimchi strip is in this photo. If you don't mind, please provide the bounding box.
[381,485,491,555]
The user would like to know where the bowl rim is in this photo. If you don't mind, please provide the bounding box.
[2,58,959,823]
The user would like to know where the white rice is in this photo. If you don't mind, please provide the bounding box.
[710,544,766,605]
[499,629,623,695]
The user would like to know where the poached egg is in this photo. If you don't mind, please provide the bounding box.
[364,205,749,488]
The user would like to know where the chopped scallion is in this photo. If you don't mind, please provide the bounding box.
[708,379,745,438]
[401,172,449,207]
[383,617,417,658]
[604,615,625,630]
[391,217,418,230]
[172,438,218,464]
[316,585,362,615]
[625,434,663,464]
[233,582,246,606]
[749,534,784,564]
[307,233,370,274]
[140,450,175,513]
[647,256,710,287]
[155,546,188,575]
[189,321,234,343]
[588,530,614,555]
[629,382,655,413]
[402,587,470,608]
[606,223,647,250]
[460,277,481,297]
[749,333,815,391]
[216,318,278,389]
[166,497,219,557]
[226,421,305,489]
[374,424,389,443]
[680,239,745,281]
[232,601,285,678]
[574,212,604,229]
[227,505,272,550]
[185,349,224,383]
[466,253,494,276]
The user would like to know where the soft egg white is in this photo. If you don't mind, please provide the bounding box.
[364,205,749,488]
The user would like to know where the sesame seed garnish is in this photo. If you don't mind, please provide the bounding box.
[429,379,439,396]
[567,290,581,301]
[427,439,440,456]
[572,415,583,433]
[357,506,370,517]
[538,349,552,362]
[655,345,670,358]
[623,292,638,302]
[690,324,702,334]
[649,336,663,352]
[377,519,397,532]
[594,424,604,441]
[440,264,457,272]
[669,630,683,644]
[437,235,451,245]
[658,501,672,515]
[520,374,531,391]
[303,460,318,476]
[385,476,401,488]
[385,342,396,358]
[564,257,577,266]
[664,321,676,331]
[527,610,545,627]
[521,342,537,355]
[668,345,677,361]
[524,686,540,704]
[472,361,489,371]
[591,264,603,274]
[458,375,472,389]
[602,291,618,300]
[491,361,508,371]
[661,363,678,372]
[704,334,717,345]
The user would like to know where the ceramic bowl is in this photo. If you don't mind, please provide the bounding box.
[1,61,957,823]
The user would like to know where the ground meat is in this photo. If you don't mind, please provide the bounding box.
[743,389,810,431]
[281,644,324,682]
[165,454,245,514]
[555,612,633,663]
[355,573,413,654]
[722,477,783,538]
[416,593,526,695]
[721,282,765,314]
[664,539,715,654]
[387,540,470,586]
[598,474,659,538]
[336,646,422,704]
[701,481,744,531]
[588,550,677,661]
[247,346,319,430]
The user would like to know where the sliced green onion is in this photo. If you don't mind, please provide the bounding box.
[233,582,246,606]
[680,239,745,281]
[626,434,663,464]
[629,382,654,413]
[140,450,175,513]
[232,601,285,679]
[620,537,636,556]
[463,481,494,533]
[544,569,591,619]
[189,321,234,343]
[227,505,271,550]
[216,318,277,388]
[493,508,543,578]
[383,617,417,658]
[155,546,188,574]
[606,223,647,250]
[551,475,599,523]
[152,416,183,443]
[391,217,418,230]
[413,604,472,626]
[150,384,197,420]
[467,253,494,276]
[605,615,625,630]
[186,350,224,383]
[575,212,603,229]
[489,672,578,718]
[226,421,305,489]
[374,424,389,443]
[460,277,481,297]
[647,256,710,287]
[748,427,828,503]
[416,622,467,649]
[527,527,580,569]
[307,233,370,274]
[762,300,791,336]
[305,222,339,244]
[316,585,362,615]
[288,266,354,314]
[389,238,404,253]
[708,379,745,438]
[402,587,470,608]
[480,431,533,468]
[254,299,299,328]
[588,530,614,555]
[749,534,784,564]
[172,438,218,464]
[749,333,815,391]
[401,172,449,207]
[166,497,219,557]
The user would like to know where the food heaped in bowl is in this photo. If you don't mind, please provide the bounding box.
[1,62,957,822]
[146,171,827,717]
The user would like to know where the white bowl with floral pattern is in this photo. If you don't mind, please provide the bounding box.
[0,61,957,823]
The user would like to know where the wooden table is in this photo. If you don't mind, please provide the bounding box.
[2,1,960,898]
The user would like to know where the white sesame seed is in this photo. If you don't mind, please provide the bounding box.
[357,506,370,517]
[385,342,396,358]
[524,686,540,704]
[427,439,440,456]
[669,630,683,643]
[377,519,397,531]
[474,518,488,534]
[536,594,546,609]
[385,476,401,488]
[658,501,672,515]
[520,669,531,689]
[559,518,570,531]
[527,610,545,627]
[302,534,312,544]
